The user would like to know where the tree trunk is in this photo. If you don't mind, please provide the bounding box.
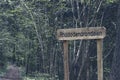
[110,1,120,80]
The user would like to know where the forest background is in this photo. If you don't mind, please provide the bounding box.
[0,0,119,80]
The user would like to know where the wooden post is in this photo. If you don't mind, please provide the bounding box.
[97,39,103,80]
[57,27,106,80]
[63,40,69,80]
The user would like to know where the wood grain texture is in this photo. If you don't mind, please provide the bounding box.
[97,39,103,80]
[57,27,106,40]
[63,41,69,80]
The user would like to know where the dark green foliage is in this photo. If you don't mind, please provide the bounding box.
[0,0,119,80]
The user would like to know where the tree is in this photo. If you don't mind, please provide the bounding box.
[0,0,119,80]
[110,1,120,80]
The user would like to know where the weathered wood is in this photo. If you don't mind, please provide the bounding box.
[57,27,106,40]
[63,41,69,80]
[97,39,103,80]
[57,27,106,80]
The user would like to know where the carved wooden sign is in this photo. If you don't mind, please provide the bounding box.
[57,27,106,40]
[57,27,106,80]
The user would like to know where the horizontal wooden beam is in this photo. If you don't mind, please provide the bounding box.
[57,27,106,40]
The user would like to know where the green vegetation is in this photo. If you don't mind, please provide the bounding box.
[0,0,119,80]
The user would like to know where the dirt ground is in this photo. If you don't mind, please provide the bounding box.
[0,65,22,80]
